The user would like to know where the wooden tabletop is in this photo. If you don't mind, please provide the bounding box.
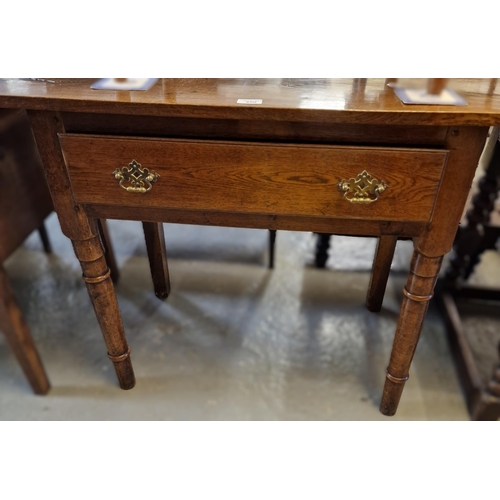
[1,78,499,126]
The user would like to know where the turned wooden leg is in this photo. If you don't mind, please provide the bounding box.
[73,226,135,389]
[142,222,171,301]
[38,222,52,254]
[28,110,135,391]
[97,219,120,284]
[268,230,277,269]
[366,236,398,313]
[380,251,443,416]
[315,233,331,268]
[0,265,50,394]
[378,127,489,416]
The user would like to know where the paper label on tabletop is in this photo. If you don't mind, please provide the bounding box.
[237,99,263,104]
[91,79,158,91]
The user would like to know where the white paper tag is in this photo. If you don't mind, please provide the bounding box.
[91,78,158,91]
[392,87,467,106]
[237,99,263,104]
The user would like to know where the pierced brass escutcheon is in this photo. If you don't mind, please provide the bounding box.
[337,170,388,204]
[112,160,159,193]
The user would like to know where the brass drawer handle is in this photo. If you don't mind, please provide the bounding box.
[112,160,159,193]
[337,170,388,204]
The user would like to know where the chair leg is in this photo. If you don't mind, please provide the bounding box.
[0,265,50,394]
[142,222,171,301]
[97,219,120,284]
[366,236,398,313]
[268,230,277,269]
[38,222,52,254]
[315,233,331,268]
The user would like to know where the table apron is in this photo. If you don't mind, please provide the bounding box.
[83,204,426,237]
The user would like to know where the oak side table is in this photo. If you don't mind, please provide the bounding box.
[1,78,497,416]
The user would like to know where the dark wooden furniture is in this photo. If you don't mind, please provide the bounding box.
[0,109,53,394]
[437,128,500,420]
[0,109,120,394]
[142,221,171,300]
[2,78,497,416]
[314,233,333,269]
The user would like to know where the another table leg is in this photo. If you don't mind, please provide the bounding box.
[97,219,120,284]
[142,222,171,301]
[366,236,398,313]
[0,265,50,394]
[380,251,443,416]
[38,222,52,254]
[268,230,277,269]
[315,233,331,268]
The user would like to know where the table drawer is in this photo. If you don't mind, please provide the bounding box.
[59,134,448,222]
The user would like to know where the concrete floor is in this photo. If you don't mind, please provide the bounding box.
[0,214,469,420]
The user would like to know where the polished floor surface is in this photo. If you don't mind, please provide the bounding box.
[0,214,469,420]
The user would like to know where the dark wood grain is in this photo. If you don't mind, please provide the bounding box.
[142,222,170,300]
[60,135,448,223]
[0,108,23,131]
[62,113,449,147]
[0,110,53,262]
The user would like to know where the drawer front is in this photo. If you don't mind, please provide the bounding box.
[59,134,448,222]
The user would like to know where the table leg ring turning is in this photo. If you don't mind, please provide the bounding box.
[107,347,135,390]
[82,268,111,284]
[108,347,131,363]
[385,370,409,384]
[403,288,433,302]
[380,372,410,417]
